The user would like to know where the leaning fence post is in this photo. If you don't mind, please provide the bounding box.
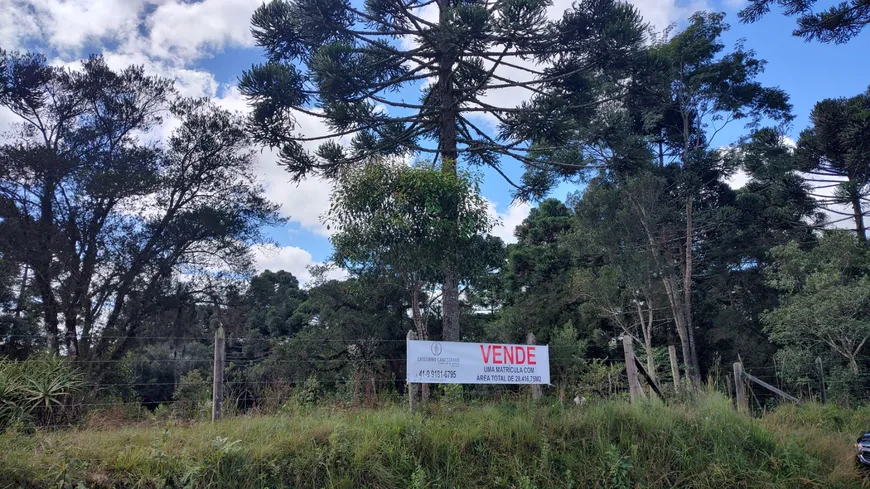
[733,361,748,414]
[668,345,681,392]
[527,332,542,401]
[623,336,641,404]
[212,326,225,422]
[407,330,418,411]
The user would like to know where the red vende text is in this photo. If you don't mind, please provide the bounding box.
[479,345,536,365]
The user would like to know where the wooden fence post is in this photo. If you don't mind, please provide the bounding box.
[212,327,225,422]
[407,330,418,411]
[668,345,681,392]
[733,362,748,414]
[623,336,641,403]
[528,332,542,401]
[816,356,826,404]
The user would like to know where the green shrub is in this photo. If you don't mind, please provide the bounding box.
[297,375,322,407]
[172,369,212,420]
[0,354,85,430]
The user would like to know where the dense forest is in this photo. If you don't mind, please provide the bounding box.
[1,0,869,426]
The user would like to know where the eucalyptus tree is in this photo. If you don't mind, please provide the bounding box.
[329,161,493,341]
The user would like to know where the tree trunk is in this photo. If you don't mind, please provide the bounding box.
[80,298,94,359]
[34,177,59,353]
[851,191,866,244]
[411,282,429,340]
[410,283,430,403]
[682,196,701,386]
[635,301,657,384]
[441,272,459,341]
[63,307,79,359]
[14,264,28,319]
[848,354,859,375]
[437,1,460,341]
[662,274,696,385]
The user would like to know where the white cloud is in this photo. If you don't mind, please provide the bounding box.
[1,0,259,63]
[486,200,531,244]
[0,1,40,51]
[727,168,750,189]
[0,106,17,138]
[0,0,149,52]
[102,50,220,98]
[626,0,709,32]
[216,86,338,236]
[251,244,347,285]
[255,150,336,236]
[145,0,260,61]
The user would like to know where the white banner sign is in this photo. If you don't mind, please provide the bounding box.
[407,340,550,385]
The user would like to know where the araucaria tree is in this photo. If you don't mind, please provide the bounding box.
[796,87,870,244]
[240,0,647,341]
[739,0,870,43]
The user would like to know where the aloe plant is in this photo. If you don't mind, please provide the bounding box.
[0,355,85,428]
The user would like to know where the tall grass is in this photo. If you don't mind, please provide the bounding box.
[0,394,864,488]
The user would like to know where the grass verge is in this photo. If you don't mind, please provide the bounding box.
[0,394,866,488]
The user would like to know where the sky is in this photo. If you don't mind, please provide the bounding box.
[1,0,868,284]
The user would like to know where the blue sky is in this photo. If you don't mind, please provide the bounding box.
[1,0,867,282]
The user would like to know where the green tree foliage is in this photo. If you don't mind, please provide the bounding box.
[539,12,793,387]
[330,161,496,341]
[240,0,648,341]
[739,0,870,43]
[694,128,817,370]
[496,199,579,344]
[570,180,666,383]
[0,52,281,365]
[243,270,309,339]
[263,277,411,399]
[764,231,870,378]
[796,87,870,243]
[548,321,588,402]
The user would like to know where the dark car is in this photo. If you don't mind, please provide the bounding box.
[856,432,870,466]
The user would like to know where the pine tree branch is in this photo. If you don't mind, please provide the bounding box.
[457,58,550,97]
[347,6,419,35]
[390,0,438,29]
[475,54,546,76]
[291,116,421,142]
[816,207,867,218]
[802,168,851,177]
[368,93,429,109]
[345,30,435,68]
[347,59,438,103]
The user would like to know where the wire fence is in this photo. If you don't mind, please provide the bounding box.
[1,331,642,431]
[0,331,848,432]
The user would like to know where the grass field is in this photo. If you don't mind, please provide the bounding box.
[1,394,868,488]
